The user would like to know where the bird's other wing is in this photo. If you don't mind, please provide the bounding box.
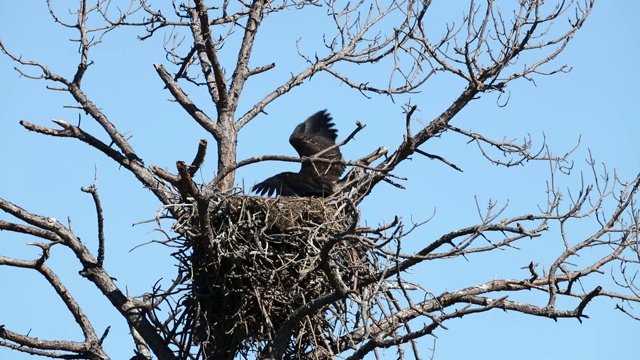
[251,172,332,197]
[289,110,345,181]
[289,110,337,157]
[252,172,296,196]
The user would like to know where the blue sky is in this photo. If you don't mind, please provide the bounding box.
[1,1,638,359]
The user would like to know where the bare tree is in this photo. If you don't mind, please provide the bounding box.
[1,0,638,359]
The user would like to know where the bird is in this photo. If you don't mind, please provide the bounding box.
[252,110,345,197]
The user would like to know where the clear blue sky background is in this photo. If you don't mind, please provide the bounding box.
[1,1,638,359]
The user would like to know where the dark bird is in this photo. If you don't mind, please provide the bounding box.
[252,110,345,197]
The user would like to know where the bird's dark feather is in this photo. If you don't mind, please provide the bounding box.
[252,110,345,197]
[289,110,345,182]
[252,172,333,197]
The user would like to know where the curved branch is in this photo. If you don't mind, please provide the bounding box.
[0,198,177,360]
[0,255,108,359]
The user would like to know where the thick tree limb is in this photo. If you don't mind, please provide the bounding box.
[154,64,219,138]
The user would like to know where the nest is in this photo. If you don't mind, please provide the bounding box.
[172,193,375,359]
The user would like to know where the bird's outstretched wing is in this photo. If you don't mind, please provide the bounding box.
[252,172,332,197]
[289,110,345,182]
[252,110,345,197]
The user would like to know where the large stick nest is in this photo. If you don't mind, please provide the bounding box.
[172,193,376,358]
